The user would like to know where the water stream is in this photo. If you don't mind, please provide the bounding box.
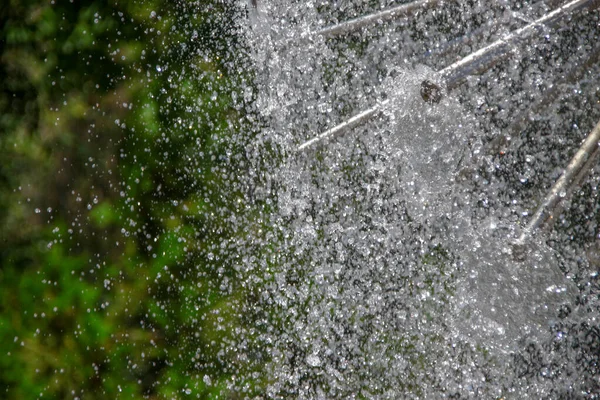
[240,1,600,397]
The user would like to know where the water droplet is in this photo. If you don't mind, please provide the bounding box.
[306,354,321,367]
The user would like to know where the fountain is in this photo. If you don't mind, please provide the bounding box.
[4,1,598,398]
[242,0,600,397]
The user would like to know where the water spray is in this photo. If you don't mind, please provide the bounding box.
[315,0,446,38]
[513,119,600,252]
[247,1,600,393]
[298,0,599,151]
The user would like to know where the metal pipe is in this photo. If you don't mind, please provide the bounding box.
[438,0,600,93]
[297,100,389,151]
[544,144,600,232]
[298,0,598,151]
[420,20,513,63]
[488,43,600,155]
[315,0,445,38]
[516,119,600,243]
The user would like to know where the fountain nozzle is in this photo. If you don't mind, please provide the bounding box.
[420,80,443,104]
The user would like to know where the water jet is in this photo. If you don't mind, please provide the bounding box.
[246,0,600,396]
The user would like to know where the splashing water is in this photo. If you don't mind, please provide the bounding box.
[241,0,600,398]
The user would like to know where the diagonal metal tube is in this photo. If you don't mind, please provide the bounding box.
[315,0,445,38]
[297,100,389,151]
[516,119,600,243]
[488,43,600,155]
[439,0,600,92]
[297,0,598,151]
[419,19,517,63]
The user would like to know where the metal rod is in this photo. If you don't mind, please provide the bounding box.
[315,0,444,38]
[420,19,515,63]
[517,119,600,243]
[488,43,600,155]
[297,100,389,151]
[298,0,598,151]
[439,0,600,92]
[544,144,600,233]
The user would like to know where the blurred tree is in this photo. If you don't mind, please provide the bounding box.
[0,0,264,398]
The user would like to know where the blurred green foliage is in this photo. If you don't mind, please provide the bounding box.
[0,0,263,398]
